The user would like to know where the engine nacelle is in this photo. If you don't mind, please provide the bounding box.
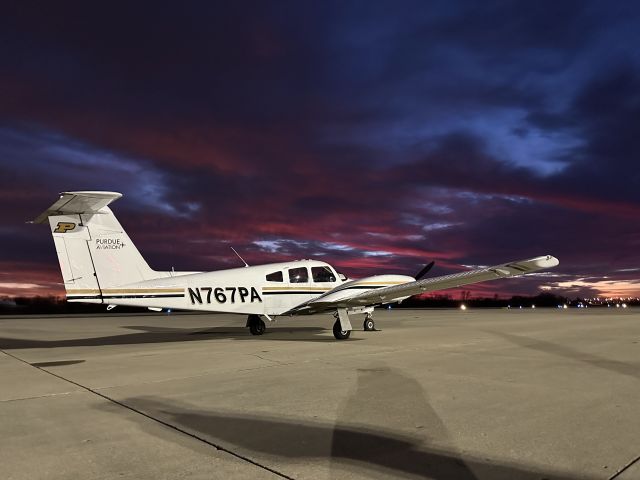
[318,274,414,304]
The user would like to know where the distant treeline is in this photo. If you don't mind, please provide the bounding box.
[0,296,148,315]
[398,292,569,308]
[2,292,630,315]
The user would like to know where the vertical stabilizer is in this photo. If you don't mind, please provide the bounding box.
[36,191,159,302]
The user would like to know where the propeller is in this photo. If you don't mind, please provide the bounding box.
[414,261,435,280]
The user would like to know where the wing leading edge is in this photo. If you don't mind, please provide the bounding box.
[302,255,559,311]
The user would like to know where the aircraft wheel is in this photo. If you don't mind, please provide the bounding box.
[333,319,351,340]
[363,317,375,331]
[248,315,266,336]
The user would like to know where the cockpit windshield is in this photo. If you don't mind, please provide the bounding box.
[311,266,336,282]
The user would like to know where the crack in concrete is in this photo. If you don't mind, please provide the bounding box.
[248,353,284,364]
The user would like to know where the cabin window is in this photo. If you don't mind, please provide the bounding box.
[312,266,336,283]
[288,267,308,283]
[266,271,283,282]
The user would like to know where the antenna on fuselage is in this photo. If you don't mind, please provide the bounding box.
[231,246,249,267]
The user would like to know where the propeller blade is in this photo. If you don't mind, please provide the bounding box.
[415,261,435,280]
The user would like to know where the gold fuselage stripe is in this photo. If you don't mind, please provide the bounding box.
[262,286,330,291]
[67,288,184,294]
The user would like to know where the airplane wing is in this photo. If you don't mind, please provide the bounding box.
[290,255,559,313]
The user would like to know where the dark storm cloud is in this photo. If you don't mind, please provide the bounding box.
[531,66,640,205]
[1,1,639,298]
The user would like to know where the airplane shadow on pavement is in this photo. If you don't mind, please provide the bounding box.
[110,367,582,480]
[0,324,361,349]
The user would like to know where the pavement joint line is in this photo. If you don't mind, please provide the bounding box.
[92,359,296,390]
[609,453,640,479]
[237,362,296,372]
[0,348,295,480]
[91,369,240,390]
[1,391,79,403]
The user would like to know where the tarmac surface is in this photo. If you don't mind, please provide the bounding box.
[1,308,639,480]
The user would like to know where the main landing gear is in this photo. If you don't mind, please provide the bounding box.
[333,308,353,340]
[247,314,266,336]
[333,319,351,340]
[332,308,377,340]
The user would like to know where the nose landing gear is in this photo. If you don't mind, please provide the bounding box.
[363,314,375,331]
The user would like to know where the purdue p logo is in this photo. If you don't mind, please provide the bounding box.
[53,222,76,233]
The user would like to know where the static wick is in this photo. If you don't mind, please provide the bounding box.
[231,246,249,267]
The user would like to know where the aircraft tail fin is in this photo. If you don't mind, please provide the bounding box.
[34,191,158,302]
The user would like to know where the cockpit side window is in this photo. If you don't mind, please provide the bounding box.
[288,267,308,283]
[312,266,336,283]
[266,271,283,282]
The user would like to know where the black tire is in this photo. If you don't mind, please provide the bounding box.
[248,316,266,336]
[363,317,375,331]
[333,319,351,340]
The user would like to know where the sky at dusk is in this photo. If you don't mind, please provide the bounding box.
[1,1,640,299]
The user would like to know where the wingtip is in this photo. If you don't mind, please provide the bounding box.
[61,191,123,199]
[533,255,559,268]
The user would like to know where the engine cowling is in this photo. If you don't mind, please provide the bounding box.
[317,274,414,304]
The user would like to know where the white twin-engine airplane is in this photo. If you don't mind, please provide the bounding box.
[35,191,559,340]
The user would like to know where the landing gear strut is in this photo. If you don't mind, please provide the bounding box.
[363,314,375,331]
[247,314,266,336]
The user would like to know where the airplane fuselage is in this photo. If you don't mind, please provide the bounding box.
[66,259,414,315]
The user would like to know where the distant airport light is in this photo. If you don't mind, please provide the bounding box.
[460,304,467,310]
[563,304,568,309]
[531,304,536,309]
[622,303,628,308]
